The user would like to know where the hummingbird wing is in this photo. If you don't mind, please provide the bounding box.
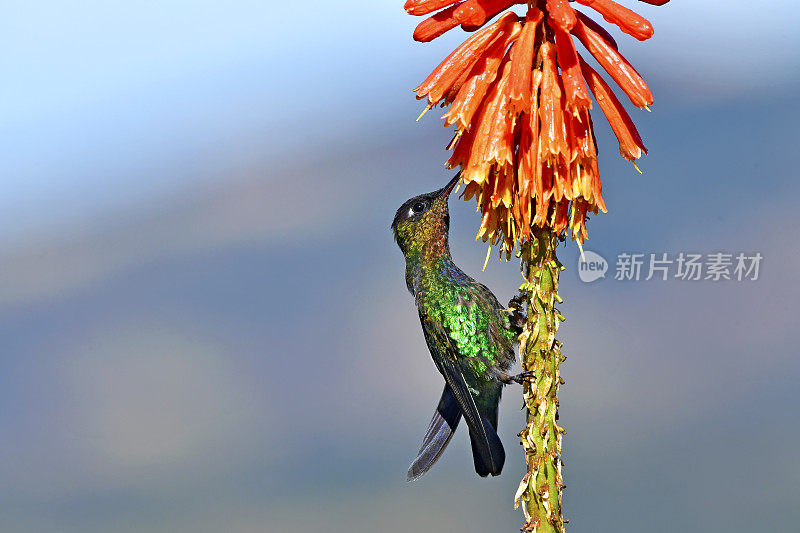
[467,280,518,363]
[419,314,504,477]
[407,385,462,481]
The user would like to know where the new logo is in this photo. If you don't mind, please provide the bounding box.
[578,251,608,283]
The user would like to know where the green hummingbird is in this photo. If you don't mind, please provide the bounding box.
[392,174,528,481]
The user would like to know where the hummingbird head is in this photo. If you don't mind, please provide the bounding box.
[391,174,460,257]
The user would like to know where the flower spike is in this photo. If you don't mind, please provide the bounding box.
[407,0,666,247]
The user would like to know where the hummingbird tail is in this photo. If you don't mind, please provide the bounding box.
[469,404,505,477]
[407,385,462,481]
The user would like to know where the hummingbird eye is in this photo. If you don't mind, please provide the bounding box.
[411,201,427,214]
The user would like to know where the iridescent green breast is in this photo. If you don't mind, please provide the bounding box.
[419,269,516,378]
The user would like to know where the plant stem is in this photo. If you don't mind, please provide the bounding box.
[515,227,566,533]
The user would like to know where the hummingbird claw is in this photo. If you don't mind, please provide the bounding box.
[508,294,525,309]
[507,294,527,333]
[500,370,535,385]
[512,371,535,384]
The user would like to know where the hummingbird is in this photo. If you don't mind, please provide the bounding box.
[392,174,528,481]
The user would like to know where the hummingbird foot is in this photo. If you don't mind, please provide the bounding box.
[507,294,526,333]
[499,370,535,385]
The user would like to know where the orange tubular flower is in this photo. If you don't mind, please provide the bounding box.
[406,0,667,247]
[538,42,570,173]
[413,2,465,42]
[571,11,653,108]
[578,10,619,49]
[443,21,521,129]
[455,0,517,29]
[405,0,460,16]
[507,8,542,114]
[483,61,517,174]
[415,12,518,107]
[553,27,592,116]
[579,56,647,161]
[545,0,576,31]
[575,0,654,40]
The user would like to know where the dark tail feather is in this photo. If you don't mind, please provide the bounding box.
[407,385,462,481]
[469,411,505,477]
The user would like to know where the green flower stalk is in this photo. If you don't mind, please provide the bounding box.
[515,229,566,532]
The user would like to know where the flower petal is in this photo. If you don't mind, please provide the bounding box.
[508,7,543,114]
[545,0,577,32]
[484,60,518,171]
[575,9,619,49]
[575,0,654,41]
[444,21,522,129]
[553,29,592,116]
[571,11,653,108]
[461,60,512,184]
[570,198,589,242]
[532,189,551,227]
[580,55,647,161]
[454,0,517,29]
[551,198,570,235]
[405,0,461,16]
[565,109,605,212]
[415,12,517,104]
[491,164,515,208]
[413,2,465,42]
[538,42,570,169]
[518,70,542,233]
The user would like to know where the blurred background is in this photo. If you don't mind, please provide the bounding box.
[1,1,799,531]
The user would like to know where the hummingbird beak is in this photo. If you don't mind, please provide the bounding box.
[437,173,461,200]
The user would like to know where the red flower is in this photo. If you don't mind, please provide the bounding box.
[546,0,577,31]
[580,56,647,161]
[406,0,669,247]
[571,11,653,108]
[575,0,654,40]
[412,3,465,42]
[405,0,460,16]
[454,0,517,28]
[507,8,541,114]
